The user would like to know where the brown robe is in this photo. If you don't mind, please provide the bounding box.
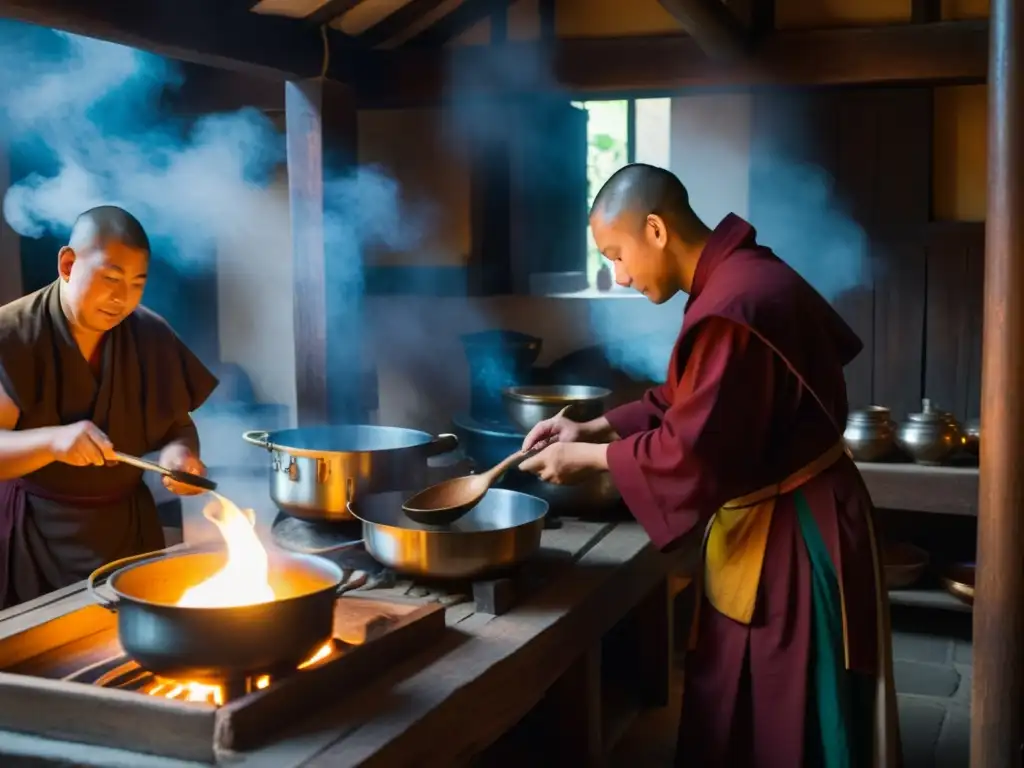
[605,215,899,766]
[0,280,218,607]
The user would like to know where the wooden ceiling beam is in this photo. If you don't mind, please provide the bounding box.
[657,0,751,60]
[358,0,446,48]
[306,0,363,26]
[353,20,989,107]
[0,0,357,80]
[404,0,515,47]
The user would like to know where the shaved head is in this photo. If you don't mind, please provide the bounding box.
[59,206,151,335]
[69,205,151,254]
[590,163,699,236]
[589,164,711,304]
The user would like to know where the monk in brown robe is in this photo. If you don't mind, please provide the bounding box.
[521,164,900,767]
[0,206,218,608]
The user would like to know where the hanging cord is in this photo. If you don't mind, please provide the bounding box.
[319,23,331,78]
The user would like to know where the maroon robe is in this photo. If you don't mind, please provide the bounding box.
[605,214,885,766]
[0,281,218,608]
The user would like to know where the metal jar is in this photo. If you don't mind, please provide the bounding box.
[243,427,459,523]
[843,406,897,462]
[895,399,963,466]
[348,488,548,579]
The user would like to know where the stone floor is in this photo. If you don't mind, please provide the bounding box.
[610,605,973,767]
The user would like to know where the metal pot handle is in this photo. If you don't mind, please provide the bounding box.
[242,430,273,450]
[425,433,459,457]
[87,545,181,612]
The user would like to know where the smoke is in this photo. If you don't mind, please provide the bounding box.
[0,21,423,283]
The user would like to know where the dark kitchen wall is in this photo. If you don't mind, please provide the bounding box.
[748,87,984,424]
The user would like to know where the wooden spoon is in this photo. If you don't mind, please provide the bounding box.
[402,422,565,526]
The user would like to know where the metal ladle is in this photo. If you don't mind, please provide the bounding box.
[114,451,218,492]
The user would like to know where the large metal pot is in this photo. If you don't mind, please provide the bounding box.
[87,545,354,683]
[501,385,612,433]
[242,426,459,522]
[348,488,547,579]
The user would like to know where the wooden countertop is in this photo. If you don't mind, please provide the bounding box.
[0,519,691,767]
[856,461,979,516]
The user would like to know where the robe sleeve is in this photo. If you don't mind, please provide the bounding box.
[606,317,779,551]
[603,382,674,438]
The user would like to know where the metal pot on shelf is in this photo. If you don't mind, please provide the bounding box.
[843,405,897,462]
[895,399,963,466]
[501,384,612,434]
[242,426,460,523]
[963,417,981,457]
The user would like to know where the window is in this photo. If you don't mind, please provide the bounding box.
[571,98,671,291]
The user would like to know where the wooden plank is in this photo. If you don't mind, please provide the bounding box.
[924,224,986,422]
[857,463,979,516]
[0,671,220,763]
[358,0,446,48]
[657,0,750,60]
[0,0,350,80]
[869,89,932,420]
[218,602,446,752]
[303,524,683,767]
[354,21,988,106]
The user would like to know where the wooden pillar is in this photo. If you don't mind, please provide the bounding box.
[972,0,1024,764]
[0,138,22,305]
[285,78,361,427]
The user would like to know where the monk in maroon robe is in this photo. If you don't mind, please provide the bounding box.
[521,164,900,766]
[0,206,218,608]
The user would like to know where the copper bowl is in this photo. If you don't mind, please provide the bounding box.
[883,542,930,589]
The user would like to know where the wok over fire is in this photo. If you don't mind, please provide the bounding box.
[176,492,276,609]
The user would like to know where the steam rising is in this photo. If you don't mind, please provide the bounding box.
[0,22,420,278]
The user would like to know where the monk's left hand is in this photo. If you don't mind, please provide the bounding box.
[519,442,608,485]
[159,443,209,496]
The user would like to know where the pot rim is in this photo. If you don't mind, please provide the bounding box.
[347,488,548,536]
[502,385,612,404]
[245,425,452,458]
[107,549,344,611]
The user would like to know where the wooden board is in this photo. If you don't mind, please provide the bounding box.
[857,462,979,516]
[0,597,445,764]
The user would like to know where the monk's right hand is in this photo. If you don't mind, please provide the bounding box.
[48,420,117,467]
[521,412,586,451]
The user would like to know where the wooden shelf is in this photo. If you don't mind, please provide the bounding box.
[888,587,972,613]
[856,462,978,516]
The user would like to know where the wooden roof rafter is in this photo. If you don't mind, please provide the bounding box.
[657,0,753,61]
[0,0,364,80]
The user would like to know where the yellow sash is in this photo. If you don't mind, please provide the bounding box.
[702,440,848,625]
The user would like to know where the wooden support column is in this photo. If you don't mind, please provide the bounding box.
[972,0,1024,763]
[0,138,22,305]
[285,78,361,427]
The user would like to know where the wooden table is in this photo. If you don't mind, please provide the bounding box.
[0,519,693,767]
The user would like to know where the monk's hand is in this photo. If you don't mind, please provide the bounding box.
[521,411,587,451]
[48,420,117,467]
[518,442,609,485]
[159,443,208,496]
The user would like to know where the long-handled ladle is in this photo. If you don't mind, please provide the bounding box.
[401,406,569,526]
[114,451,218,493]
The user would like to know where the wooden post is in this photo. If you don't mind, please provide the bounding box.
[285,78,361,427]
[0,138,22,305]
[972,0,1024,764]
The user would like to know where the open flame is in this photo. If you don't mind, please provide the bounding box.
[176,492,276,609]
[144,641,336,705]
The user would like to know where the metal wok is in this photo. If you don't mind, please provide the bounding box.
[87,543,359,683]
[347,488,547,579]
